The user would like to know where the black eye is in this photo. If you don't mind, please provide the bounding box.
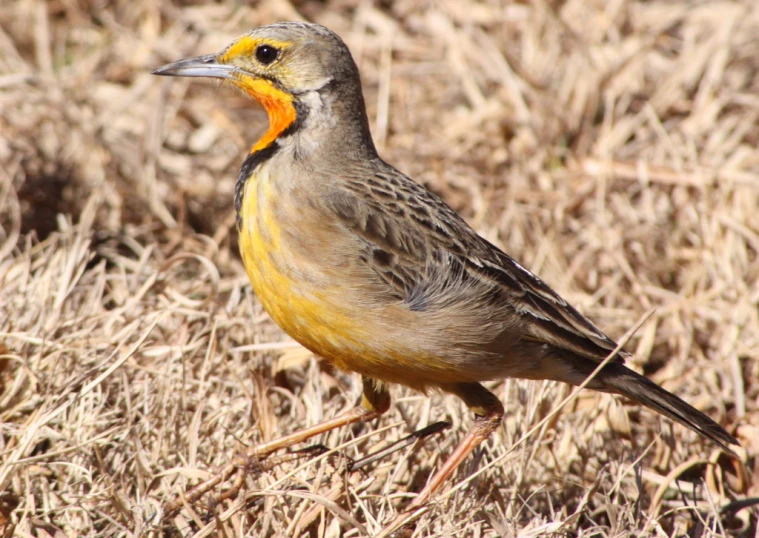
[255,45,279,65]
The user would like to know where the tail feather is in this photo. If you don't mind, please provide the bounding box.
[598,363,738,454]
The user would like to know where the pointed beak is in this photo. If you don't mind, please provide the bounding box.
[152,53,235,79]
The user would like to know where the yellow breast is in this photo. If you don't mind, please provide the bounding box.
[237,166,468,390]
[238,168,368,362]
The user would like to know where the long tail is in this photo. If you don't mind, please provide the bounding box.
[596,362,738,453]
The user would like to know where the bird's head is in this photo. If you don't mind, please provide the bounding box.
[153,22,373,155]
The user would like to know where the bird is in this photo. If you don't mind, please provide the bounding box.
[153,21,738,510]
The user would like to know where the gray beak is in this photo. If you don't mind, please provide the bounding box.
[152,53,235,79]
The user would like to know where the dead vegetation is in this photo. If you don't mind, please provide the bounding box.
[1,0,758,536]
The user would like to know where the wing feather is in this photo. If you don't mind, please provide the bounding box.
[324,164,625,365]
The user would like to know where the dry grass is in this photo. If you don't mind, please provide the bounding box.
[2,0,759,536]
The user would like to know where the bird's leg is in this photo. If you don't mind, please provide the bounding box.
[165,376,389,515]
[408,382,504,509]
[376,384,503,537]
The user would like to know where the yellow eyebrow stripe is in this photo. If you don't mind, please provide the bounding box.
[219,36,290,64]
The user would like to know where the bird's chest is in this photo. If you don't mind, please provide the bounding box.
[237,168,366,359]
[235,166,463,387]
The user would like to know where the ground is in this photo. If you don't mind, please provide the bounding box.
[1,0,758,536]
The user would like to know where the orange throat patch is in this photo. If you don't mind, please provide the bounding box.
[236,77,297,153]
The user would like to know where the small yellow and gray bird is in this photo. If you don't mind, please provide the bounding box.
[154,21,738,508]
